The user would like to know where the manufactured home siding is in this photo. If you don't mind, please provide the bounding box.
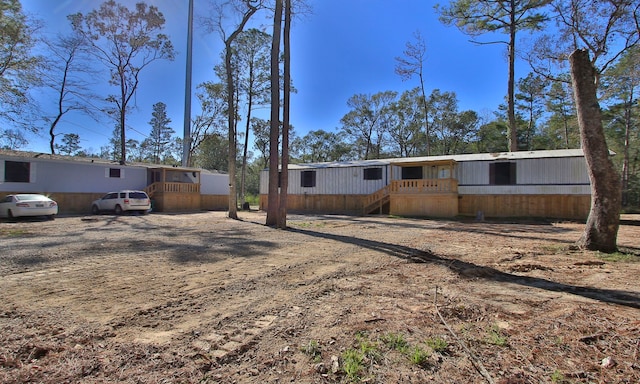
[199,172,229,211]
[1,156,147,193]
[458,157,589,186]
[458,161,489,185]
[260,166,388,195]
[517,157,589,185]
[201,172,229,194]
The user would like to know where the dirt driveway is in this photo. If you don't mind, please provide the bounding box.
[0,211,639,383]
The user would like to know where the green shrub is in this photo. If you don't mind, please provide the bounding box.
[487,326,508,346]
[408,346,430,366]
[381,332,409,352]
[342,348,364,382]
[425,337,449,353]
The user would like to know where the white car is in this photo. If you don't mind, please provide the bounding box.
[0,194,58,220]
[91,190,151,215]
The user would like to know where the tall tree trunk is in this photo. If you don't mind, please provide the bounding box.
[226,44,238,219]
[622,89,633,207]
[278,0,291,229]
[507,20,517,152]
[119,68,127,165]
[120,109,126,165]
[570,49,621,253]
[266,0,283,226]
[222,3,259,220]
[419,72,430,156]
[240,74,254,209]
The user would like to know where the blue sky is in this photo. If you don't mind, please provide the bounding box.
[20,0,525,156]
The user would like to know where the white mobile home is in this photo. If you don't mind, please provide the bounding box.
[259,149,593,220]
[0,150,229,214]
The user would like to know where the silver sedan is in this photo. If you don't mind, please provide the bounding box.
[0,194,58,220]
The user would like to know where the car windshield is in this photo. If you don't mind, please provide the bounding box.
[129,192,148,199]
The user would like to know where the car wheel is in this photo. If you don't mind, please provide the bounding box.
[91,205,100,215]
[47,215,55,221]
[114,205,123,215]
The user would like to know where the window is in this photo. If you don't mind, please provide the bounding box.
[363,167,382,180]
[109,168,121,178]
[129,192,148,199]
[301,170,316,187]
[4,161,30,182]
[401,166,423,180]
[490,162,516,185]
[101,193,118,200]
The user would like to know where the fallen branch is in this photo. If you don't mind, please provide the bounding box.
[434,286,495,384]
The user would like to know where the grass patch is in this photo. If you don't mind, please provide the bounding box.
[342,348,365,382]
[540,244,573,254]
[425,336,449,353]
[596,251,639,263]
[338,331,436,381]
[407,345,430,366]
[0,228,31,237]
[551,369,566,383]
[487,325,508,347]
[380,332,409,352]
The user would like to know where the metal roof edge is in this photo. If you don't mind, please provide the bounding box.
[282,149,588,170]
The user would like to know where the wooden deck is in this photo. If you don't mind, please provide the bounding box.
[363,179,458,216]
[145,182,201,212]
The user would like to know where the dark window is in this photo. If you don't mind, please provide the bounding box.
[363,167,382,180]
[401,166,423,180]
[490,162,517,185]
[102,193,118,200]
[109,168,121,178]
[4,161,30,182]
[301,170,316,187]
[129,192,148,199]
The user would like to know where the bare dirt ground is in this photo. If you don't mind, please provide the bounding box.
[0,211,639,384]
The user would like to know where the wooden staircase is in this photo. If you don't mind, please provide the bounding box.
[363,186,390,215]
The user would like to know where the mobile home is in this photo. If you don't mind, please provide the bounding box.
[259,149,593,220]
[0,150,229,214]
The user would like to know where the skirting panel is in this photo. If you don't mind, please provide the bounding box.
[259,194,366,214]
[154,193,201,212]
[390,194,458,218]
[458,194,591,220]
[259,193,591,220]
[201,194,228,211]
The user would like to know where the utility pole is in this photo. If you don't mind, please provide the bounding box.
[182,0,194,167]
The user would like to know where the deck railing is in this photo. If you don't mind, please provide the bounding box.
[389,178,458,194]
[362,178,458,214]
[145,182,200,197]
[363,185,390,209]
